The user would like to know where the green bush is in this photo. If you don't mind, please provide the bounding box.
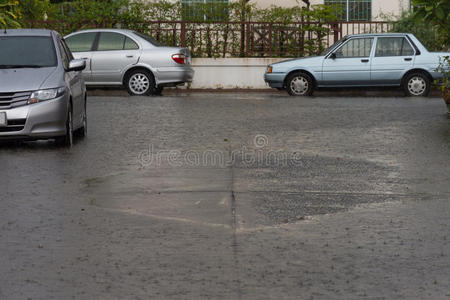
[0,0,21,28]
[28,0,338,57]
[383,11,447,52]
[19,0,50,26]
[44,0,130,34]
[412,0,449,47]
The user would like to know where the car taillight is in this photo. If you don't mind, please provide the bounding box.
[172,54,186,64]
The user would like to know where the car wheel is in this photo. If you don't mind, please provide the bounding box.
[55,104,73,147]
[286,72,314,96]
[404,72,430,97]
[125,69,155,96]
[77,99,87,138]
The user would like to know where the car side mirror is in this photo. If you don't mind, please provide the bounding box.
[68,59,86,72]
[329,52,336,59]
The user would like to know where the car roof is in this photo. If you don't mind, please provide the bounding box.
[0,28,54,37]
[67,28,135,35]
[346,33,410,38]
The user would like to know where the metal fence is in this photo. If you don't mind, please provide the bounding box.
[29,20,394,58]
[144,21,393,57]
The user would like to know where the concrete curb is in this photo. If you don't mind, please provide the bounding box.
[87,87,443,98]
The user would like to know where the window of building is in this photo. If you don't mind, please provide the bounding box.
[181,0,229,21]
[324,0,372,21]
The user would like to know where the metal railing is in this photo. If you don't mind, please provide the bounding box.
[29,20,394,58]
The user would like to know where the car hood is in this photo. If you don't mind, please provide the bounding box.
[0,67,57,93]
[270,56,325,72]
[272,56,324,66]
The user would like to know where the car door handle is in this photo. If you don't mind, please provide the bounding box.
[361,59,369,63]
[404,58,412,61]
[126,55,134,58]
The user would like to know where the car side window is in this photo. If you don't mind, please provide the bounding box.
[334,38,373,58]
[375,37,415,57]
[124,37,139,50]
[65,32,97,53]
[97,32,127,51]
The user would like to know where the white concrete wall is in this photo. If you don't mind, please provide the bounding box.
[244,0,305,9]
[188,58,283,89]
[372,0,411,20]
[239,0,410,19]
[154,0,410,20]
[251,0,411,20]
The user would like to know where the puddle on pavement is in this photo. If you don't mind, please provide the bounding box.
[82,154,408,228]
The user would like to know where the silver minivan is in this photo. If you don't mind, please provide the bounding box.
[0,29,87,146]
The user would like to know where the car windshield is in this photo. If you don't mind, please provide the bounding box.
[133,32,162,47]
[320,37,347,56]
[0,36,57,68]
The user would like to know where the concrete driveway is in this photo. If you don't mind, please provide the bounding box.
[1,94,449,299]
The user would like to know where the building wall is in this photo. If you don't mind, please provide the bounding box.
[157,0,410,20]
[235,0,410,20]
[371,0,410,19]
[244,0,303,9]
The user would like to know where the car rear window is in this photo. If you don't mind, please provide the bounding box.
[0,36,57,68]
[133,32,162,47]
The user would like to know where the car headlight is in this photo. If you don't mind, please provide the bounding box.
[28,87,65,104]
[267,66,273,73]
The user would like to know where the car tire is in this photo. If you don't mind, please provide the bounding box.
[286,72,314,96]
[55,103,73,147]
[152,86,164,96]
[125,69,155,96]
[403,72,430,97]
[75,98,87,138]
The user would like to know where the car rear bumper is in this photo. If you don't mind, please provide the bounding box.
[156,66,195,86]
[0,95,68,140]
[264,73,285,88]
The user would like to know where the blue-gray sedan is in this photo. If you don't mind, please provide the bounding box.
[265,33,449,97]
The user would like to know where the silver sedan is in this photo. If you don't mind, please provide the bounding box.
[65,29,194,96]
[0,29,86,146]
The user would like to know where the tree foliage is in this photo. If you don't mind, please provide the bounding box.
[19,0,50,25]
[24,0,338,57]
[0,0,21,28]
[412,0,449,47]
[383,11,446,52]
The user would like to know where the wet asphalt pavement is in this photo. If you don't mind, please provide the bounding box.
[0,93,449,299]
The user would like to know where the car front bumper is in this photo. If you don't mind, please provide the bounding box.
[0,95,68,140]
[264,72,286,88]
